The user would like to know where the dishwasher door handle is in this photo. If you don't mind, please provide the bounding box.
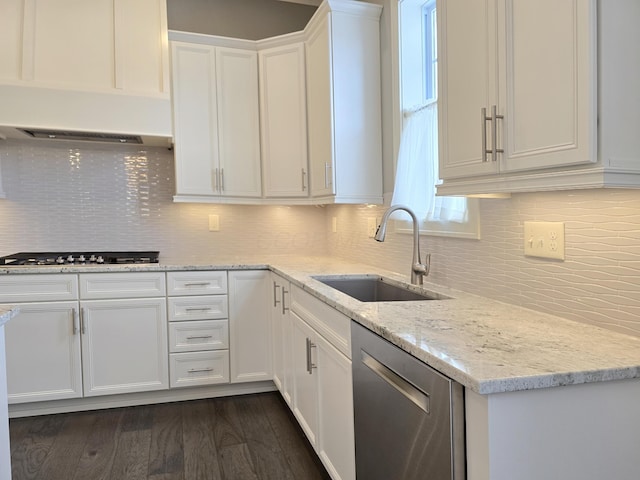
[361,349,430,414]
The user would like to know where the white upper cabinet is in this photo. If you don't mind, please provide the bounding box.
[171,34,262,202]
[437,0,640,195]
[305,0,383,204]
[259,37,309,199]
[0,0,171,138]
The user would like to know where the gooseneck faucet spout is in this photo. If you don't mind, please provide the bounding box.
[374,205,430,285]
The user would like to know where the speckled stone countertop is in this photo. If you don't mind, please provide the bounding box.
[3,255,640,395]
[0,305,19,327]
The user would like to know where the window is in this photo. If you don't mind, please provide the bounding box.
[391,0,480,239]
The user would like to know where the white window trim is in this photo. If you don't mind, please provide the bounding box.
[390,0,481,240]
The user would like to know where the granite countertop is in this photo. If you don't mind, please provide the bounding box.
[0,305,20,327]
[3,255,640,395]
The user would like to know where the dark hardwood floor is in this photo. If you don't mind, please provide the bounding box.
[9,392,331,480]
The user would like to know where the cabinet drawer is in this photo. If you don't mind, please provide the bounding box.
[291,284,351,359]
[169,351,229,388]
[0,274,78,303]
[167,295,228,321]
[167,271,228,296]
[79,272,166,299]
[169,320,229,353]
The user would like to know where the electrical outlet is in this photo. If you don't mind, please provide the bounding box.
[367,217,377,238]
[523,221,565,260]
[208,214,220,232]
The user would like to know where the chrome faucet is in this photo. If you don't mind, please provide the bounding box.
[374,205,430,285]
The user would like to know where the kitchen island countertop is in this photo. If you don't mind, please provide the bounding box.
[3,255,640,395]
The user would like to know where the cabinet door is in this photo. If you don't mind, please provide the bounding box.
[259,43,309,198]
[438,0,500,180]
[171,41,219,196]
[228,270,272,383]
[5,301,82,403]
[306,13,336,197]
[216,47,262,198]
[271,273,293,405]
[291,311,319,446]
[499,0,595,172]
[81,298,168,396]
[316,334,355,480]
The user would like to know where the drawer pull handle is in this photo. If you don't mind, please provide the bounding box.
[184,282,211,287]
[185,307,212,312]
[186,335,214,340]
[188,367,214,373]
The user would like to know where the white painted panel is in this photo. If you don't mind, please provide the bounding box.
[79,272,166,300]
[169,350,229,388]
[216,47,262,197]
[0,0,24,80]
[32,0,114,88]
[81,297,168,396]
[166,270,227,296]
[169,319,228,353]
[0,274,78,303]
[5,301,83,403]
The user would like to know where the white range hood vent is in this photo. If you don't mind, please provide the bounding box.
[19,128,144,145]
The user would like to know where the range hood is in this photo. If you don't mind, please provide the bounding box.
[0,126,173,147]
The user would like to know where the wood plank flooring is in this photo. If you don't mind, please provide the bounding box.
[9,392,331,480]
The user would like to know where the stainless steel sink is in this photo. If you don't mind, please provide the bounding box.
[313,275,450,302]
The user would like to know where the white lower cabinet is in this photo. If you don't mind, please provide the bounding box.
[80,297,168,396]
[167,271,230,388]
[287,285,355,480]
[228,270,272,383]
[4,301,82,404]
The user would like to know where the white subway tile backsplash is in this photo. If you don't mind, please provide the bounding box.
[327,190,640,337]
[0,140,327,259]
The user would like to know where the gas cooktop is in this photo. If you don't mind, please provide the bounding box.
[0,251,160,266]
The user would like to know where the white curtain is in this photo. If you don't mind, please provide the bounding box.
[391,101,467,223]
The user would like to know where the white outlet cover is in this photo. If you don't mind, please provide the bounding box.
[523,221,565,260]
[208,214,220,232]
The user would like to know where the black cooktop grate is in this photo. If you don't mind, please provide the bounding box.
[0,251,160,266]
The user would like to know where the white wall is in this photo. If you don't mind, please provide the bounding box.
[0,139,328,260]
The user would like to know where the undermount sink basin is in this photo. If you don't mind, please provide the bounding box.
[313,275,450,302]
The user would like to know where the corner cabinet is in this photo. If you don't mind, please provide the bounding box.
[437,0,640,195]
[259,36,309,199]
[0,0,171,138]
[305,0,383,204]
[171,34,262,202]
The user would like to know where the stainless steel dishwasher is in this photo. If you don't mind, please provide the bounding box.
[351,321,466,479]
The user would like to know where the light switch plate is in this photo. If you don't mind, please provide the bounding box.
[208,214,220,232]
[524,221,565,260]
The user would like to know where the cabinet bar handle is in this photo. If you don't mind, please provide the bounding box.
[80,308,86,334]
[212,168,218,191]
[184,282,211,287]
[491,104,504,161]
[306,337,317,374]
[220,168,225,192]
[188,367,214,373]
[481,107,490,162]
[324,162,331,188]
[301,168,307,191]
[185,307,212,312]
[186,335,214,340]
[71,308,78,335]
[273,281,281,307]
[282,287,289,315]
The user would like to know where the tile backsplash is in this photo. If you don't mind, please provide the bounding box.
[327,190,640,337]
[0,140,327,259]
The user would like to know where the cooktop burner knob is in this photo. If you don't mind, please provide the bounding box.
[89,254,97,263]
[56,256,65,264]
[78,255,86,263]
[96,256,104,264]
[67,255,75,263]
